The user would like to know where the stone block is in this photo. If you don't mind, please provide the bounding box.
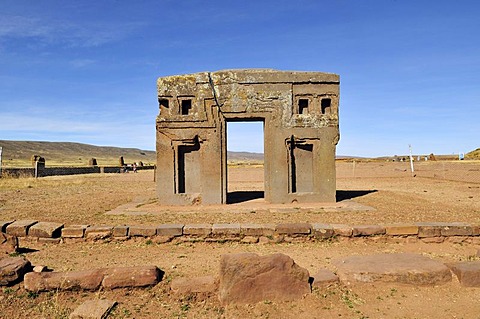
[0,257,31,286]
[25,269,105,291]
[102,266,162,289]
[85,226,113,240]
[184,224,212,236]
[62,225,89,238]
[241,236,259,244]
[70,299,117,319]
[416,222,446,238]
[331,224,353,237]
[421,237,444,244]
[156,224,183,237]
[0,232,18,255]
[28,222,64,238]
[218,253,310,305]
[440,223,473,236]
[6,220,38,237]
[312,224,334,239]
[0,220,15,233]
[276,223,311,235]
[352,225,386,236]
[212,224,241,236]
[333,253,451,286]
[447,261,480,287]
[129,225,157,237]
[112,226,129,237]
[385,224,419,236]
[171,276,217,297]
[312,268,339,288]
[240,224,275,236]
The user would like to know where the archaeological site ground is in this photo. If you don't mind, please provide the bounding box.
[0,159,479,318]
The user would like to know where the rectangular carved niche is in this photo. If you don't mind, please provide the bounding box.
[287,137,314,193]
[176,139,201,194]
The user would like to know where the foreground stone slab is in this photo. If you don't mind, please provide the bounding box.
[312,269,339,288]
[171,276,217,297]
[0,257,31,286]
[218,253,310,304]
[0,233,18,255]
[25,266,162,291]
[6,220,38,237]
[70,299,117,319]
[333,253,451,286]
[28,222,64,238]
[447,261,480,287]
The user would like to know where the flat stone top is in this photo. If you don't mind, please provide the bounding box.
[157,69,340,87]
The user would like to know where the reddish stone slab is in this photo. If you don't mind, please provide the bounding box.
[129,225,157,237]
[240,224,275,236]
[331,224,353,237]
[0,257,31,286]
[333,253,451,286]
[183,224,212,236]
[440,223,473,236]
[28,222,64,238]
[6,220,38,237]
[385,224,419,236]
[24,269,104,291]
[276,223,311,235]
[312,269,339,288]
[156,224,184,237]
[312,224,334,239]
[218,253,310,305]
[102,266,161,289]
[212,224,241,236]
[352,225,386,236]
[0,232,18,255]
[112,226,129,237]
[85,226,112,240]
[62,225,89,238]
[70,299,117,319]
[447,261,480,287]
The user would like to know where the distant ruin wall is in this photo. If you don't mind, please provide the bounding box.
[1,166,155,178]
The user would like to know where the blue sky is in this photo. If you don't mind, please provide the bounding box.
[0,0,479,157]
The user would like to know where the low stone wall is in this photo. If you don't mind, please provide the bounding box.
[1,165,154,178]
[2,220,480,245]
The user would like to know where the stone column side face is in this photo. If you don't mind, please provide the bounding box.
[156,69,340,205]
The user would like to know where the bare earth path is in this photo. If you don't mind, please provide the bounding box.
[0,161,479,318]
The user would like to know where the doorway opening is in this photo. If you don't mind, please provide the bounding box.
[226,120,265,204]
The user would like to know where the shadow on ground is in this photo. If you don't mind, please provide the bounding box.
[336,190,377,202]
[227,191,264,204]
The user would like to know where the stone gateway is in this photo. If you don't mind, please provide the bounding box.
[156,69,340,205]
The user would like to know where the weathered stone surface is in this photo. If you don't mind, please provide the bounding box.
[241,236,259,244]
[312,269,339,288]
[0,257,31,286]
[447,261,480,287]
[28,222,64,238]
[276,223,311,235]
[25,266,162,291]
[129,225,157,237]
[102,266,161,289]
[333,253,451,286]
[171,276,217,296]
[331,224,353,237]
[0,232,18,255]
[385,224,419,236]
[218,253,310,304]
[212,224,241,236]
[70,299,117,319]
[421,237,444,244]
[240,224,275,236]
[33,265,48,273]
[156,70,340,205]
[352,225,386,236]
[184,224,212,236]
[312,223,334,239]
[112,226,129,237]
[416,222,448,238]
[156,224,183,237]
[6,220,38,237]
[0,220,15,232]
[25,269,104,291]
[85,226,112,240]
[440,223,472,236]
[62,225,89,238]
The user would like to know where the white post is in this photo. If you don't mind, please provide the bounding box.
[408,144,415,177]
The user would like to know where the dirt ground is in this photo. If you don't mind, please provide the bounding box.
[0,161,480,318]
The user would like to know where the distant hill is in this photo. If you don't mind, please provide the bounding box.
[0,140,265,167]
[466,148,480,159]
